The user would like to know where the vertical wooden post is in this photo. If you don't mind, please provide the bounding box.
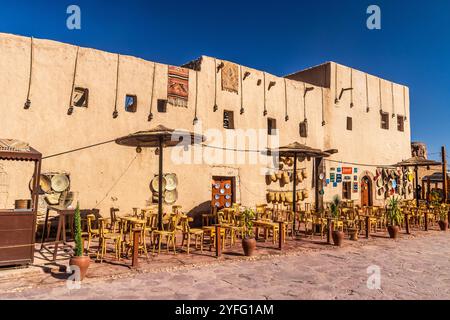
[404,213,410,234]
[365,216,370,239]
[427,177,431,204]
[215,225,222,257]
[292,153,297,233]
[442,146,448,204]
[424,210,428,231]
[415,166,420,207]
[132,228,141,268]
[421,179,426,200]
[327,218,333,244]
[157,136,164,231]
[278,221,284,250]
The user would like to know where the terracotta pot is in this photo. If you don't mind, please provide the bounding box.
[69,256,91,281]
[332,230,344,246]
[242,238,257,256]
[387,225,400,239]
[438,221,448,231]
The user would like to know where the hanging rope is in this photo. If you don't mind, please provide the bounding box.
[239,65,244,114]
[324,158,397,168]
[112,54,120,119]
[193,70,199,124]
[284,78,289,121]
[24,37,34,109]
[67,46,80,115]
[379,78,383,113]
[350,68,354,108]
[39,135,416,169]
[303,82,307,121]
[42,139,117,160]
[365,73,370,112]
[391,82,395,116]
[334,64,338,103]
[213,58,218,112]
[403,86,407,120]
[321,87,325,126]
[263,72,267,116]
[94,154,138,208]
[148,62,156,121]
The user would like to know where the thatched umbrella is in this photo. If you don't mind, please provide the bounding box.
[116,125,204,230]
[268,142,333,231]
[394,156,442,206]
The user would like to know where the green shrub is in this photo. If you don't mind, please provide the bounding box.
[73,202,83,257]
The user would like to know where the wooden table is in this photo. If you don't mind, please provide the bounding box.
[40,205,77,262]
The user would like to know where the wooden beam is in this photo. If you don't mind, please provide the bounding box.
[443,146,448,203]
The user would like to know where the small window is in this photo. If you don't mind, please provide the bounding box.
[125,95,137,113]
[223,110,234,129]
[397,115,404,132]
[342,181,352,200]
[157,99,167,113]
[268,118,277,135]
[299,121,308,138]
[381,112,389,130]
[72,87,89,108]
[346,117,352,131]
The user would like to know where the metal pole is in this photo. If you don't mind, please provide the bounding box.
[292,153,297,233]
[158,136,163,231]
[442,146,448,203]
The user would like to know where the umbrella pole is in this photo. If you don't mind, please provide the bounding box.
[415,165,419,207]
[292,153,297,233]
[158,136,164,231]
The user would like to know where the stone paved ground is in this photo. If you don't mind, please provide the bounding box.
[1,230,449,300]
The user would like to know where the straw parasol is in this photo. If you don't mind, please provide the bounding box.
[116,125,205,230]
[394,156,442,206]
[268,142,333,232]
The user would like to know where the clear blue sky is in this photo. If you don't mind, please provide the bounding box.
[0,0,448,160]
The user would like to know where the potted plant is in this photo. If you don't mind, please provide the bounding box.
[69,202,90,281]
[241,208,257,256]
[330,195,344,246]
[386,196,401,239]
[438,204,448,231]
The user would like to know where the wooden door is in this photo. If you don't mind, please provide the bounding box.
[212,177,233,210]
[361,176,372,207]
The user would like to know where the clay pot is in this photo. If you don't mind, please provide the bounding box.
[242,238,257,256]
[332,230,344,246]
[387,225,400,239]
[69,256,91,281]
[438,221,448,231]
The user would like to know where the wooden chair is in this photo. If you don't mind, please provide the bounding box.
[152,215,179,254]
[109,207,120,232]
[96,218,122,263]
[86,214,101,253]
[181,218,204,254]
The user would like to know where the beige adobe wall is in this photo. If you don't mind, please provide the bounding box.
[0,33,328,216]
[321,62,412,205]
[0,32,412,214]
